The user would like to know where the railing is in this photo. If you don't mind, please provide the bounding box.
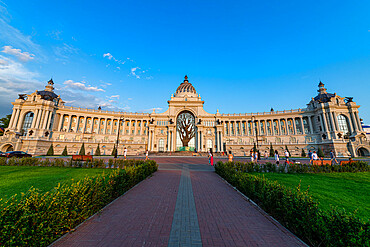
[220,108,309,117]
[58,105,150,116]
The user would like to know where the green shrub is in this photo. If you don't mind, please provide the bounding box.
[301,148,306,157]
[269,143,274,157]
[95,144,101,156]
[214,162,370,247]
[0,160,158,246]
[111,145,117,156]
[46,144,54,156]
[79,143,85,156]
[318,147,324,158]
[61,146,68,156]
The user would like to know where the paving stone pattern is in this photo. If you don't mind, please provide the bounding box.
[53,161,306,247]
[168,166,202,247]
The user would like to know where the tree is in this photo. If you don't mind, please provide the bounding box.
[95,144,101,156]
[317,147,324,158]
[111,144,117,156]
[62,146,68,156]
[0,114,11,136]
[79,143,85,155]
[269,143,274,157]
[253,143,257,152]
[46,144,54,156]
[301,148,306,157]
[176,112,195,147]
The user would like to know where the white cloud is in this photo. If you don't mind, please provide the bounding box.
[63,80,105,92]
[0,55,42,115]
[1,45,35,62]
[130,67,141,79]
[103,52,125,64]
[103,53,113,60]
[110,95,120,99]
[49,30,63,40]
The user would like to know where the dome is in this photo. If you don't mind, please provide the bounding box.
[175,75,197,97]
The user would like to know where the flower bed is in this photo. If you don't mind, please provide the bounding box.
[230,160,369,173]
[0,160,158,246]
[215,161,370,247]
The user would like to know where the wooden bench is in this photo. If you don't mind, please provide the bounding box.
[312,160,332,166]
[71,155,93,161]
[340,160,355,166]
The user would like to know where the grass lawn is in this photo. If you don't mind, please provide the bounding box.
[257,172,370,220]
[0,166,113,201]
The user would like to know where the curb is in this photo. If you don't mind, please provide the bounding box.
[49,170,158,246]
[215,172,309,247]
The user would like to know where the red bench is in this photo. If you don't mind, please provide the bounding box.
[312,160,332,166]
[340,160,355,166]
[71,155,93,161]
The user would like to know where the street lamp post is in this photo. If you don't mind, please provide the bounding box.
[115,116,124,159]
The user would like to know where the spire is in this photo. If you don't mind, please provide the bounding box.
[318,81,327,94]
[45,78,55,92]
[184,75,189,83]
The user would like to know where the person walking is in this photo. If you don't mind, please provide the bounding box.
[250,150,254,162]
[264,151,268,160]
[228,151,233,162]
[284,150,289,163]
[145,149,149,160]
[209,148,214,166]
[274,150,280,167]
[308,150,312,163]
[330,150,338,165]
[124,147,127,160]
[311,151,318,162]
[254,151,258,163]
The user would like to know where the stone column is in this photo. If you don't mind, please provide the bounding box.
[300,117,304,134]
[148,130,152,151]
[82,116,88,133]
[67,115,73,132]
[134,120,138,135]
[8,108,17,129]
[35,109,44,129]
[278,119,282,135]
[42,111,50,129]
[292,118,296,135]
[31,109,39,129]
[308,116,314,134]
[220,131,224,152]
[355,112,362,131]
[58,114,64,131]
[140,120,143,135]
[318,114,324,132]
[128,120,132,135]
[332,112,339,131]
[47,111,53,130]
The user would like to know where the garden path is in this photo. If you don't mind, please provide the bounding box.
[52,159,306,247]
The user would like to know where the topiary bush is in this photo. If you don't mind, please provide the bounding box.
[46,144,54,156]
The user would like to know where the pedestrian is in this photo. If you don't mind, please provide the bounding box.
[228,151,233,162]
[284,150,289,162]
[330,150,338,165]
[124,147,127,160]
[275,150,280,166]
[312,151,318,161]
[209,148,214,166]
[250,150,254,162]
[308,150,312,161]
[145,149,149,160]
[254,151,258,163]
[264,151,268,160]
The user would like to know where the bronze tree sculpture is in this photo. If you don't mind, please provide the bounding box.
[177,111,195,147]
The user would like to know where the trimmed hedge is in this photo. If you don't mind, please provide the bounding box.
[231,160,369,174]
[215,161,370,247]
[0,160,158,246]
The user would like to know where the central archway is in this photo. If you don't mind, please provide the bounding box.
[176,111,196,151]
[357,147,370,157]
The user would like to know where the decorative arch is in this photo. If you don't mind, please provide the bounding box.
[0,143,14,152]
[176,110,196,149]
[357,147,370,157]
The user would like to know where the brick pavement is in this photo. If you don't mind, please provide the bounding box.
[53,170,181,247]
[53,162,306,247]
[191,171,306,247]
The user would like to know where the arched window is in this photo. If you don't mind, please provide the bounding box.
[21,112,34,136]
[337,115,349,134]
[158,139,164,152]
[207,139,213,150]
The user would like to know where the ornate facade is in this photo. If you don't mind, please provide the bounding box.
[1,76,369,157]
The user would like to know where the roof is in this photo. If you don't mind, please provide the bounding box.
[37,90,58,101]
[313,93,335,103]
[175,75,197,95]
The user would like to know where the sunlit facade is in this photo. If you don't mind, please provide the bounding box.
[1,77,369,157]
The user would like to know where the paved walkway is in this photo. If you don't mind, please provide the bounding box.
[53,162,306,247]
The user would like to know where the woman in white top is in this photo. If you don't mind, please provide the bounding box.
[275,150,280,166]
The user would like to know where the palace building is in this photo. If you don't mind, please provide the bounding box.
[1,76,369,157]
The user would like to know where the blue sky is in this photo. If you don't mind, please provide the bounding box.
[0,0,369,122]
